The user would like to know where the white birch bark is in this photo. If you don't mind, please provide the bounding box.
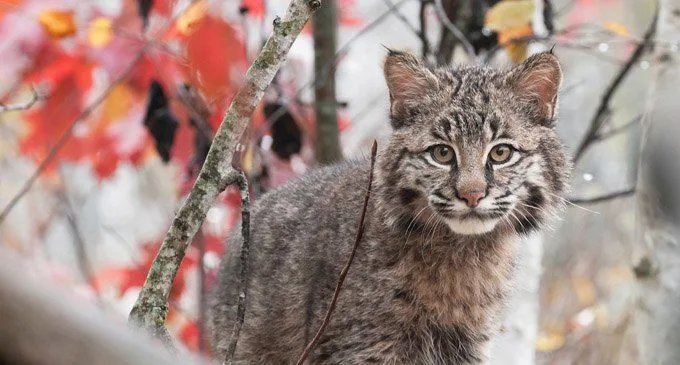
[634,1,680,363]
[488,1,549,363]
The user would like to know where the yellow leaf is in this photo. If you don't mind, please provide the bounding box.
[603,21,629,37]
[498,24,533,63]
[88,17,113,48]
[536,331,565,352]
[176,0,208,35]
[101,83,134,124]
[484,0,535,31]
[38,10,76,38]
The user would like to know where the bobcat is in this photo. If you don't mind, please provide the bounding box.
[210,50,570,364]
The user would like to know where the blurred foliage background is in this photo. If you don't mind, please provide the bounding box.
[0,0,663,363]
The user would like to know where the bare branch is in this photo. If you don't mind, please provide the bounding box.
[568,187,636,205]
[0,51,146,226]
[434,0,476,60]
[128,0,320,342]
[0,87,42,113]
[295,141,378,365]
[224,173,251,365]
[380,0,423,54]
[572,12,658,163]
[418,0,431,59]
[262,0,411,129]
[594,114,641,141]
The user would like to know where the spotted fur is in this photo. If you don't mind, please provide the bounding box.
[209,51,571,364]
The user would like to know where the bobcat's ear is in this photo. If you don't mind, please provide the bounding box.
[384,50,438,125]
[505,52,562,126]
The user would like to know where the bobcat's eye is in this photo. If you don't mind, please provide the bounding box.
[489,144,513,164]
[430,145,455,164]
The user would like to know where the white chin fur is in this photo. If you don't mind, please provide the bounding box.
[446,218,498,235]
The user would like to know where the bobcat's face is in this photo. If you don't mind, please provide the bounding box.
[377,51,570,237]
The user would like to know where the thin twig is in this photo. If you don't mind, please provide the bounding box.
[59,188,103,306]
[433,0,475,60]
[381,0,422,49]
[224,173,251,365]
[295,140,378,365]
[594,114,641,141]
[128,0,320,343]
[572,11,658,163]
[418,0,430,59]
[0,51,146,226]
[261,0,413,129]
[569,187,636,205]
[0,87,42,113]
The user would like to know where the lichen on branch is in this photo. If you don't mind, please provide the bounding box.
[128,0,322,344]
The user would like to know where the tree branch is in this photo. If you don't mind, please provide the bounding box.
[593,114,641,142]
[0,87,42,113]
[295,141,377,365]
[418,0,431,59]
[572,11,658,163]
[434,0,475,61]
[224,173,251,365]
[128,0,321,343]
[568,187,636,205]
[0,51,146,226]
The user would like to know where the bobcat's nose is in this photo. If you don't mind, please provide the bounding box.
[457,190,486,208]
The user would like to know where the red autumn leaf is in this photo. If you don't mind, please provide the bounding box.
[177,320,200,352]
[185,16,247,100]
[338,0,363,27]
[240,0,265,17]
[21,60,93,164]
[152,0,173,16]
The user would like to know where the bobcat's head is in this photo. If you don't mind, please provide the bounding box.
[376,50,570,237]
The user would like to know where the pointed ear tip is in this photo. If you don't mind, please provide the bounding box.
[534,52,562,68]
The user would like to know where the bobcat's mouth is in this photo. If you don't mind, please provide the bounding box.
[444,215,499,235]
[433,207,506,235]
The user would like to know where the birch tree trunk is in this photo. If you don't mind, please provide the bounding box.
[488,1,549,364]
[635,1,680,363]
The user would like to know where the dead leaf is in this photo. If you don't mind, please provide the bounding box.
[484,0,535,31]
[38,10,77,38]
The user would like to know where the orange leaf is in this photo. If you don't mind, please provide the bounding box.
[101,83,135,124]
[38,10,77,38]
[176,0,208,35]
[497,24,533,63]
[0,0,23,20]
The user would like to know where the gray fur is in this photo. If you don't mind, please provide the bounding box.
[209,51,571,364]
